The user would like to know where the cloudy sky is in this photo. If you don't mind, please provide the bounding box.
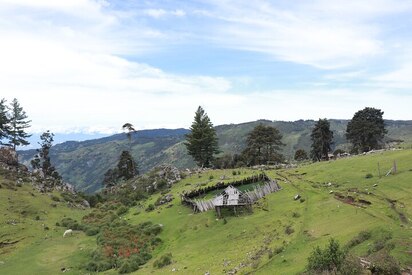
[1,0,412,137]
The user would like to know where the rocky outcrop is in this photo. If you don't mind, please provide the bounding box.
[0,147,18,166]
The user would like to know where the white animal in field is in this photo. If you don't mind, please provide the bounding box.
[63,229,73,237]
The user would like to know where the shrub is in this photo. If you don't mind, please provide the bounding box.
[292,212,300,218]
[51,195,60,202]
[369,250,401,275]
[365,173,373,179]
[300,198,305,203]
[209,175,214,180]
[145,204,155,212]
[85,227,100,236]
[306,238,345,273]
[346,230,371,249]
[116,206,128,216]
[339,254,363,275]
[232,170,237,176]
[35,215,40,221]
[153,253,172,268]
[285,225,294,235]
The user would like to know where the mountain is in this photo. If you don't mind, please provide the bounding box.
[18,120,412,193]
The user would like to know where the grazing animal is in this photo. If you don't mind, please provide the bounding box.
[63,229,73,237]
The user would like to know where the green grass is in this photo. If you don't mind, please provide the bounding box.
[0,177,93,274]
[2,149,412,274]
[126,149,412,274]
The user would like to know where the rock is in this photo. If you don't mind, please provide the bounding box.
[81,200,90,208]
[327,182,332,187]
[204,272,210,275]
[294,194,301,200]
[0,147,18,166]
[329,190,334,194]
[373,184,378,187]
[171,267,176,272]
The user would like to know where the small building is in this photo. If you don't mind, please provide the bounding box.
[213,186,251,217]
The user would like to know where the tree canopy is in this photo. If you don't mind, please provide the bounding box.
[294,149,308,161]
[0,98,10,145]
[310,119,334,161]
[185,106,220,167]
[346,107,387,153]
[8,98,31,149]
[242,124,284,166]
[31,130,61,180]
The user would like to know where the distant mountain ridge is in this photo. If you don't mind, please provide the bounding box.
[18,120,412,193]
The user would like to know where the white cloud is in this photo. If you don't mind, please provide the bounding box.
[144,8,186,18]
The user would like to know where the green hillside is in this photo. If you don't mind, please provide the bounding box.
[19,120,412,192]
[2,149,412,274]
[0,168,93,274]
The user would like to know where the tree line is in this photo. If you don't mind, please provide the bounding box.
[185,106,388,167]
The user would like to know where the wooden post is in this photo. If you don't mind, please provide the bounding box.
[216,206,221,218]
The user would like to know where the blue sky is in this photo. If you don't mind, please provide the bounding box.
[1,0,412,138]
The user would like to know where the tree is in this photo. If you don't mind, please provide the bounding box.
[294,149,308,161]
[310,119,334,161]
[185,106,220,167]
[122,123,136,150]
[117,150,138,180]
[242,124,284,166]
[346,107,387,153]
[8,98,31,149]
[31,130,61,180]
[0,98,10,145]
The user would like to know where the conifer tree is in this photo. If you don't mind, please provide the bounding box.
[185,106,220,167]
[310,119,334,161]
[241,124,284,165]
[346,107,387,153]
[0,98,10,145]
[8,98,31,149]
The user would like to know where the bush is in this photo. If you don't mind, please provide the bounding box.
[209,175,214,180]
[60,217,83,231]
[153,253,172,268]
[85,227,99,236]
[232,170,237,176]
[365,173,373,179]
[306,238,345,273]
[292,212,300,218]
[346,230,371,249]
[51,195,60,202]
[339,254,363,275]
[145,204,155,212]
[285,225,294,235]
[369,250,401,275]
[116,206,128,216]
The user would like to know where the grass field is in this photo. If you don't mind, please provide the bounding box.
[1,149,412,274]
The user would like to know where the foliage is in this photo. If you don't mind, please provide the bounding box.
[310,119,334,161]
[185,106,220,167]
[0,98,11,145]
[242,124,284,166]
[346,107,387,153]
[369,250,401,275]
[8,98,31,149]
[306,238,345,273]
[31,131,61,180]
[153,253,172,268]
[294,149,308,161]
[213,153,244,169]
[103,151,138,187]
[345,230,371,249]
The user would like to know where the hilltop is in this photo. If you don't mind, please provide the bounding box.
[2,148,412,274]
[19,119,412,192]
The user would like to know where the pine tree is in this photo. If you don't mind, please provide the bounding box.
[0,98,10,145]
[241,124,284,165]
[310,119,334,161]
[185,106,220,167]
[346,107,387,153]
[8,98,31,149]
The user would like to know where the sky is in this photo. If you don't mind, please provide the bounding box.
[1,0,412,138]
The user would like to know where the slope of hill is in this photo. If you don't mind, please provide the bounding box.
[19,120,412,192]
[0,167,93,274]
[3,150,412,274]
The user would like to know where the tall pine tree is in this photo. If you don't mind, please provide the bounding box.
[310,119,334,161]
[8,98,31,149]
[0,98,10,145]
[185,106,219,167]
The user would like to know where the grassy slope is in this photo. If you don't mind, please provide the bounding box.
[124,149,412,274]
[0,176,93,274]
